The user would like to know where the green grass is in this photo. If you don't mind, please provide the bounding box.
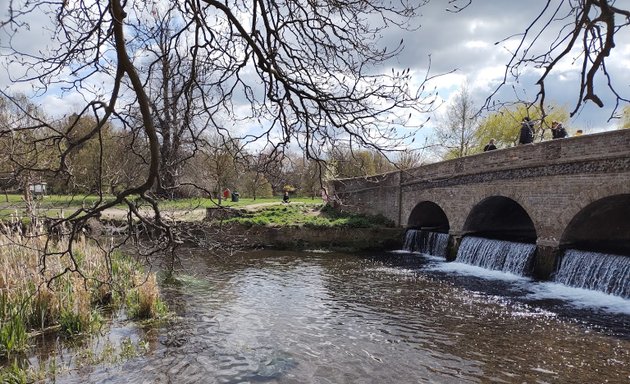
[0,194,116,207]
[0,194,121,222]
[219,203,394,228]
[0,194,323,220]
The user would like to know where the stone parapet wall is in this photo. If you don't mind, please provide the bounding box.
[401,129,630,184]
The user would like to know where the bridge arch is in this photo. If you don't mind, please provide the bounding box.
[462,196,537,243]
[561,194,630,256]
[407,201,450,232]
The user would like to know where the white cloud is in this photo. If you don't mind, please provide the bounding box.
[1,1,628,138]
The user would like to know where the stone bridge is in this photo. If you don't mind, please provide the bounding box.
[331,129,630,279]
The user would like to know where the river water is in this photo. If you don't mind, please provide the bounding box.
[47,249,630,383]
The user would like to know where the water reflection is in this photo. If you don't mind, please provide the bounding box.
[47,249,630,383]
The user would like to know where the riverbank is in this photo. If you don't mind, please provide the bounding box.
[97,203,405,252]
[176,221,404,252]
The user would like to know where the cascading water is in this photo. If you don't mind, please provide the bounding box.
[553,249,630,299]
[403,229,449,258]
[454,236,536,276]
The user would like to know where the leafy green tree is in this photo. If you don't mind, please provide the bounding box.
[621,106,630,129]
[474,104,570,149]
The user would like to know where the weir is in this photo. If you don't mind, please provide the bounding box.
[454,236,536,276]
[407,233,630,299]
[403,229,449,258]
[554,249,630,299]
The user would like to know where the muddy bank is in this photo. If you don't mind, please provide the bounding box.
[237,223,403,251]
[176,222,405,252]
[93,219,404,252]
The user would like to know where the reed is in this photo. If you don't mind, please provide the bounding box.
[0,224,166,359]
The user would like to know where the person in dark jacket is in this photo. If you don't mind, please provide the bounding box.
[483,139,497,151]
[518,117,534,145]
[551,121,568,139]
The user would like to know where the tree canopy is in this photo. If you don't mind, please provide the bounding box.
[475,104,570,149]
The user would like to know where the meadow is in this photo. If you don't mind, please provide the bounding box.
[0,194,323,221]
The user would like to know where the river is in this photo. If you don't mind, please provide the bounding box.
[41,249,630,383]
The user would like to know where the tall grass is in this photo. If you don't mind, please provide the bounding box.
[0,226,166,360]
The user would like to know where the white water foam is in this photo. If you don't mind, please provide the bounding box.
[425,259,630,314]
[455,236,535,276]
[429,261,531,283]
[388,250,413,255]
[403,230,449,258]
[526,281,630,315]
[554,249,630,298]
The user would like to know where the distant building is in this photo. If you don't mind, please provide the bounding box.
[29,182,48,197]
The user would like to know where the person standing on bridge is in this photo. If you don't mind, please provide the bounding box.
[551,121,568,139]
[518,117,534,145]
[484,139,497,151]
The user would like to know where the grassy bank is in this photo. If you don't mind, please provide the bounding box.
[219,203,395,228]
[0,228,166,382]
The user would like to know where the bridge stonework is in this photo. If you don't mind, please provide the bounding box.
[331,129,630,279]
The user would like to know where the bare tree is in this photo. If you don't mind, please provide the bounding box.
[329,146,397,178]
[0,93,51,212]
[3,1,626,273]
[486,1,630,119]
[133,12,212,198]
[395,147,427,170]
[241,152,276,200]
[434,84,478,159]
[1,0,435,269]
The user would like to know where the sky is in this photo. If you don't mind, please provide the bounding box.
[1,0,628,140]
[393,1,630,135]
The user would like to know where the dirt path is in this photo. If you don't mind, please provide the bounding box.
[100,201,294,221]
[100,207,207,221]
